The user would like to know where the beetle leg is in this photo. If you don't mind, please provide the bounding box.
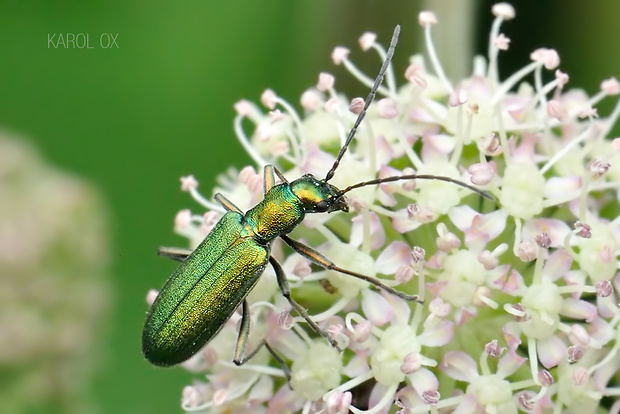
[264,165,276,194]
[231,300,292,382]
[264,342,292,382]
[272,166,289,184]
[157,246,192,262]
[214,193,244,213]
[281,235,423,304]
[269,256,342,352]
[233,299,252,365]
[264,165,289,194]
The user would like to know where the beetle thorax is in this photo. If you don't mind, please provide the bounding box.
[243,184,306,242]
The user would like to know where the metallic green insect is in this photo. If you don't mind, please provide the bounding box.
[142,25,485,368]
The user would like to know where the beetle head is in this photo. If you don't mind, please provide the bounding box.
[290,174,349,213]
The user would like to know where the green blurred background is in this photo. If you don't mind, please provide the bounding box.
[0,1,618,413]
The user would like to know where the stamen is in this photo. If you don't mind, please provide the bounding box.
[233,113,270,167]
[540,123,593,174]
[419,11,453,94]
[271,94,307,163]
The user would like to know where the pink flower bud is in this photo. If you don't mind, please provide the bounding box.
[517,241,537,262]
[480,132,501,155]
[448,87,468,107]
[405,64,427,89]
[411,246,426,263]
[510,303,528,322]
[590,158,610,177]
[261,89,277,109]
[317,72,335,91]
[494,33,510,50]
[278,311,293,330]
[555,70,569,88]
[574,221,591,238]
[331,47,350,65]
[478,250,499,270]
[358,32,376,51]
[468,162,495,185]
[422,390,440,405]
[601,77,620,95]
[485,339,503,358]
[234,99,253,116]
[175,209,192,228]
[492,3,515,19]
[538,369,554,387]
[535,232,551,248]
[349,97,364,114]
[269,109,284,122]
[595,280,613,297]
[180,175,199,191]
[567,345,583,363]
[300,90,320,111]
[401,352,423,374]
[146,289,159,305]
[518,392,534,410]
[418,11,438,27]
[325,390,352,414]
[579,105,598,118]
[325,97,340,113]
[202,211,219,228]
[530,48,560,70]
[547,99,567,120]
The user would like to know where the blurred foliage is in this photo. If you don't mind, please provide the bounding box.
[0,135,110,414]
[0,1,617,413]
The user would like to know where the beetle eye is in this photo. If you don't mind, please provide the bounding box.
[316,200,329,212]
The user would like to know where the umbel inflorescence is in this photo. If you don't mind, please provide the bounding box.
[150,4,620,413]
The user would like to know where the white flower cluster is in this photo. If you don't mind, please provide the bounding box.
[157,3,620,413]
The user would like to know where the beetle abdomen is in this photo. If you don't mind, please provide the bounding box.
[142,212,268,366]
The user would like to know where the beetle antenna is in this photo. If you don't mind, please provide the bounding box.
[325,25,400,182]
[340,174,495,200]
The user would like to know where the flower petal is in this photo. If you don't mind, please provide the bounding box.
[375,241,412,275]
[537,335,566,368]
[496,349,527,378]
[522,218,571,249]
[502,322,522,351]
[544,176,581,205]
[440,351,478,382]
[418,319,454,347]
[541,248,573,282]
[409,367,439,395]
[361,289,394,326]
[560,298,597,322]
[350,212,385,250]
